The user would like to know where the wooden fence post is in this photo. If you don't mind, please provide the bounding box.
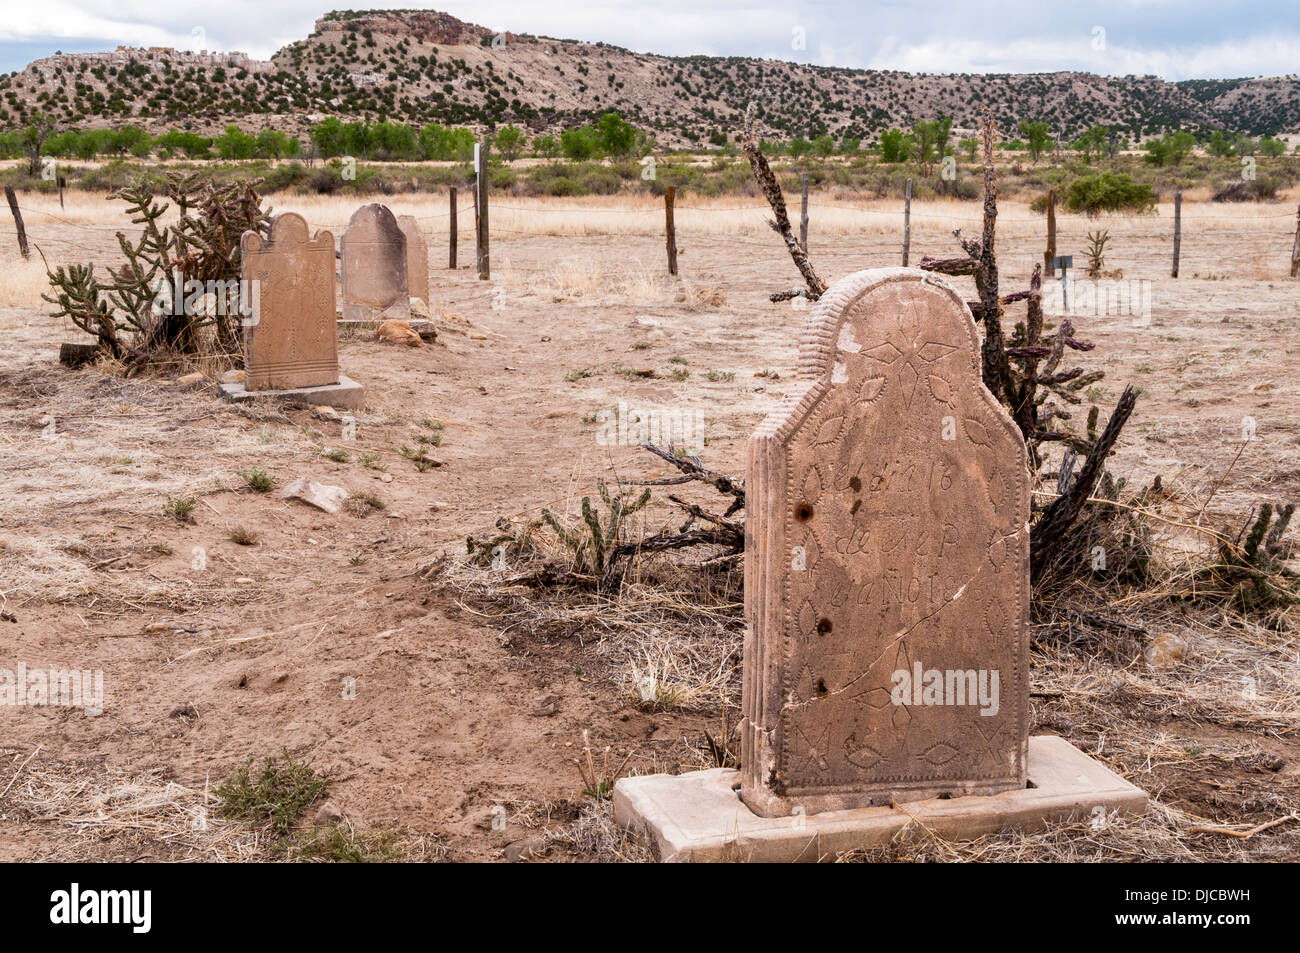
[1171,189,1182,278]
[664,186,678,276]
[799,171,809,252]
[449,186,458,269]
[1044,188,1056,277]
[58,176,65,210]
[4,186,29,260]
[476,141,490,280]
[902,177,912,266]
[1291,203,1300,278]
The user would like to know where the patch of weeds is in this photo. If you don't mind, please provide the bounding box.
[163,495,197,523]
[629,341,653,351]
[755,368,780,379]
[667,355,688,365]
[414,431,442,447]
[420,417,445,433]
[229,526,260,546]
[344,492,386,517]
[348,553,368,566]
[399,444,441,472]
[565,367,597,382]
[237,467,275,492]
[284,822,405,863]
[705,369,735,382]
[669,367,690,382]
[358,452,386,470]
[213,748,327,836]
[256,426,281,444]
[320,447,351,463]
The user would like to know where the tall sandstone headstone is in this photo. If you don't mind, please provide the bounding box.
[241,212,339,390]
[742,268,1030,818]
[341,203,409,322]
[397,214,430,304]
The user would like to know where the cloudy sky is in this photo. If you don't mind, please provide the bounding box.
[2,0,1298,80]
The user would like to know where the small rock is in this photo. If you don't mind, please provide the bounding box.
[633,316,660,328]
[470,333,488,341]
[143,622,171,633]
[380,473,393,483]
[234,577,254,585]
[409,297,431,319]
[531,693,559,717]
[313,405,341,422]
[504,836,546,862]
[281,477,349,514]
[175,371,205,387]
[220,369,245,384]
[313,801,344,825]
[1144,632,1187,669]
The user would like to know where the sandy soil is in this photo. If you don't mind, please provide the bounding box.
[1,191,1298,861]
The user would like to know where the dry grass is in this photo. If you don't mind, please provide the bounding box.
[0,746,264,861]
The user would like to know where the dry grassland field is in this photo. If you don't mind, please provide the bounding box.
[1,182,1299,864]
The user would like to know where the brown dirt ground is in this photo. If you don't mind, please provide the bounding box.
[1,192,1298,861]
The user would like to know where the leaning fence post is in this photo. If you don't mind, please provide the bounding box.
[476,140,490,280]
[449,186,458,269]
[1290,203,1300,278]
[664,186,678,276]
[902,177,912,266]
[1171,189,1182,279]
[1044,188,1056,277]
[4,186,29,260]
[799,171,809,253]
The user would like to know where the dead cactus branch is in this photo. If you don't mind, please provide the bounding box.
[741,102,828,302]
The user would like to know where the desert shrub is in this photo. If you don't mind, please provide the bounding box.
[1212,178,1278,202]
[1065,172,1156,217]
[214,749,327,835]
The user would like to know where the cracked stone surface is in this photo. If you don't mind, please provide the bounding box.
[742,267,1030,818]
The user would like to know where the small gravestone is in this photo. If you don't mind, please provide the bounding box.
[219,213,363,409]
[612,268,1145,861]
[341,204,409,322]
[397,214,430,304]
[742,267,1029,816]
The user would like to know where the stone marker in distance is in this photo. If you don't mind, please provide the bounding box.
[613,268,1146,860]
[341,203,409,322]
[397,214,430,305]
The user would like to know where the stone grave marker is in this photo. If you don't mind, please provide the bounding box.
[241,212,339,390]
[397,214,430,304]
[742,267,1030,817]
[341,203,409,322]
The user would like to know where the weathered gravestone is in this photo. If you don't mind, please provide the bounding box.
[341,204,409,322]
[397,214,430,304]
[219,212,363,409]
[742,267,1030,816]
[612,268,1146,860]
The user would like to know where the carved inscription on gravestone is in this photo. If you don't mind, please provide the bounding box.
[241,212,338,390]
[741,268,1030,818]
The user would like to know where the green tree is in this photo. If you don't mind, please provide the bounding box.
[560,126,601,160]
[812,134,835,157]
[595,112,636,156]
[494,124,525,162]
[1259,136,1286,157]
[214,124,257,160]
[1018,120,1051,162]
[20,112,55,175]
[878,127,912,163]
[839,136,860,154]
[533,133,558,157]
[1207,130,1235,157]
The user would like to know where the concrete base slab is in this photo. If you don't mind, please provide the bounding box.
[219,375,365,410]
[613,735,1147,862]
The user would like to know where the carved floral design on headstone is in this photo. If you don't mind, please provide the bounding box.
[742,268,1030,817]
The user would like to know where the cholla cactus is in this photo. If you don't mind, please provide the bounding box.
[42,171,270,369]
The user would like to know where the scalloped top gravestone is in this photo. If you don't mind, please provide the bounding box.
[240,212,338,390]
[742,268,1030,818]
[341,203,409,322]
[397,214,430,304]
